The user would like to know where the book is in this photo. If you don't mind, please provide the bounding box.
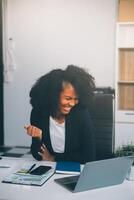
[55,161,81,175]
[2,163,55,186]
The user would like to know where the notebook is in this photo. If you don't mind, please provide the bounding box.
[54,157,134,193]
[55,161,80,175]
[2,164,55,186]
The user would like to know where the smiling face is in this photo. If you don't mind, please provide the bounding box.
[58,82,79,116]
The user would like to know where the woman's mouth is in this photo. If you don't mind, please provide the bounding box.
[62,106,72,113]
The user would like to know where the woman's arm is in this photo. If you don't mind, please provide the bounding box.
[30,109,43,160]
[30,109,55,161]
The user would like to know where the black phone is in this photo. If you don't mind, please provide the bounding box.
[30,165,52,175]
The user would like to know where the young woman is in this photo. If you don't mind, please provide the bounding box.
[25,65,96,164]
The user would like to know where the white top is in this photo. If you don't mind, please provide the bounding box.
[49,116,65,153]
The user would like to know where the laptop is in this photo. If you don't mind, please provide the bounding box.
[54,157,134,193]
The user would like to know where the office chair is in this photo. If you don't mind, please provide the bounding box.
[91,88,115,161]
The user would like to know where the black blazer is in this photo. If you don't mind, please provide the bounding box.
[30,107,95,164]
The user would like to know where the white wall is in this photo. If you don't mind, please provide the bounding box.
[115,123,134,149]
[3,0,117,146]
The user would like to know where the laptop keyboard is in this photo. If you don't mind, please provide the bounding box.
[56,175,79,184]
[65,182,77,191]
[55,175,80,191]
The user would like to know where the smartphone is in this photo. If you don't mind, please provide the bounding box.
[30,165,52,175]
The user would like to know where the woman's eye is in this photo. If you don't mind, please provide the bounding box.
[65,97,79,101]
[66,97,71,100]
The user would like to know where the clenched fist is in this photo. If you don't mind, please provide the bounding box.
[24,125,42,140]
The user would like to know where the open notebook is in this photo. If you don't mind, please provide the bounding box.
[54,156,134,193]
[2,164,55,186]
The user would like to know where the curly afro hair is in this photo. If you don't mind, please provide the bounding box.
[30,65,95,117]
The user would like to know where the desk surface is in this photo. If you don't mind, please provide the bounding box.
[0,157,134,200]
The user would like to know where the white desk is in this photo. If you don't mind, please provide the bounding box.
[0,157,134,200]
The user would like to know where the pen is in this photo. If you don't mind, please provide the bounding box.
[0,165,10,168]
[27,164,36,173]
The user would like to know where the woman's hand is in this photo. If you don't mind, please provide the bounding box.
[38,144,55,162]
[24,125,42,140]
